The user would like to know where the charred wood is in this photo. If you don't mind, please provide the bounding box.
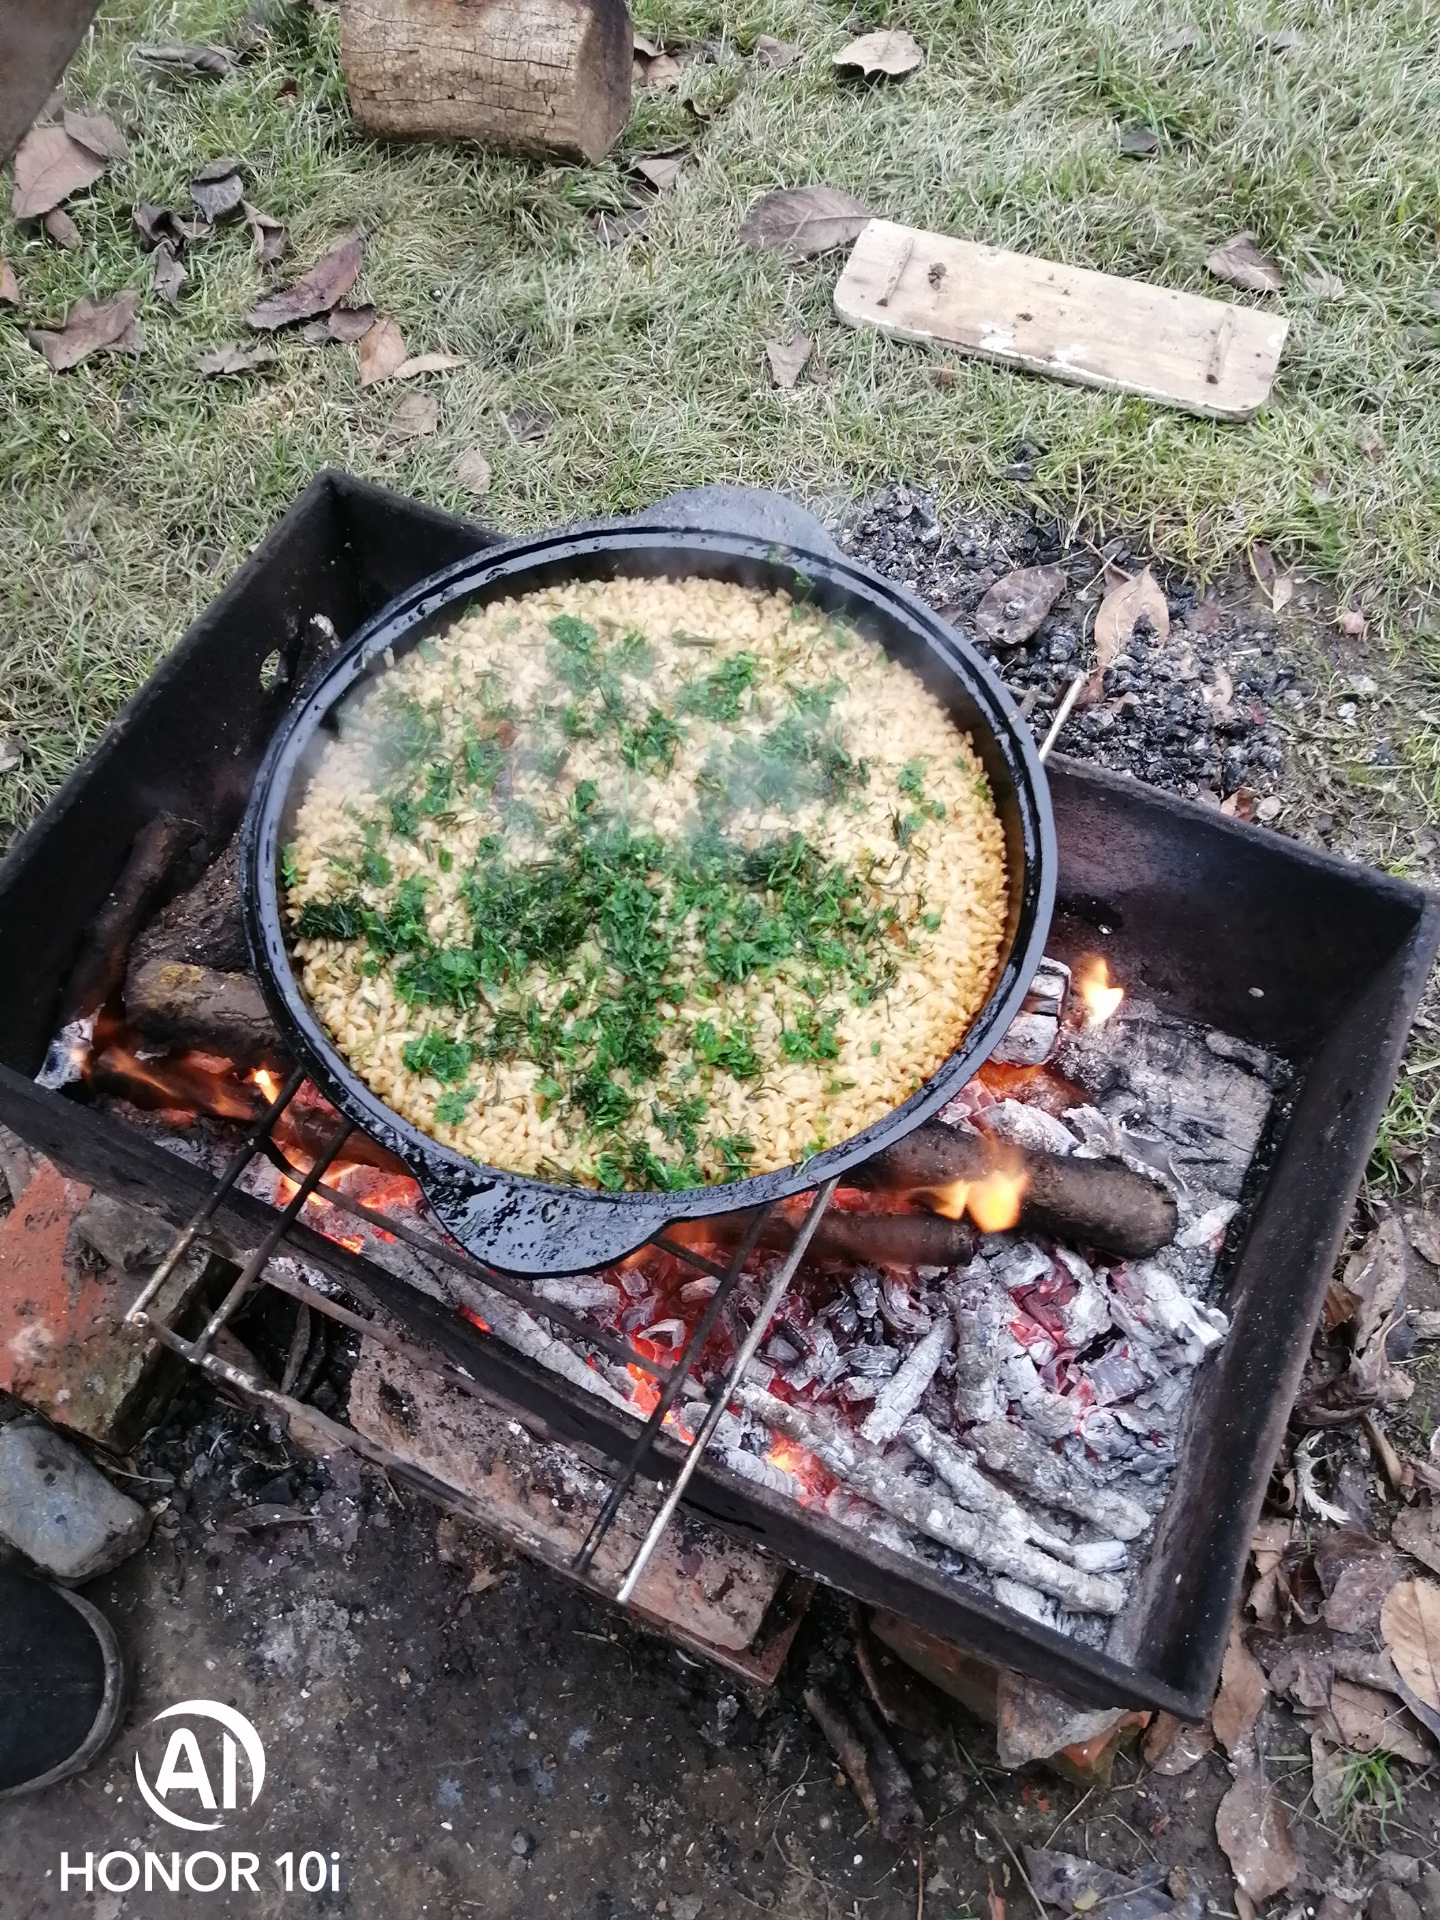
[127,828,249,976]
[855,1124,1178,1258]
[851,1697,924,1854]
[860,1317,952,1445]
[125,958,288,1069]
[960,1419,1151,1541]
[672,1208,977,1271]
[804,1686,880,1825]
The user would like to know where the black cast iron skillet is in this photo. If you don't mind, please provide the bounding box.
[241,491,1056,1276]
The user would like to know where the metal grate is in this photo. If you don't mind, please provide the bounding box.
[123,1065,837,1596]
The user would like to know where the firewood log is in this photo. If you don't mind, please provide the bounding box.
[338,0,633,164]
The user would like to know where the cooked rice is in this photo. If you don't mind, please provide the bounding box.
[285,575,1008,1190]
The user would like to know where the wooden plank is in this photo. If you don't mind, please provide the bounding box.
[834,219,1288,422]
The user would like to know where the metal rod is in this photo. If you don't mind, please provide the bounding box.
[572,1203,776,1576]
[614,1178,839,1607]
[188,1115,354,1359]
[124,1063,307,1326]
[650,1233,730,1280]
[1038,670,1086,762]
[250,1134,676,1383]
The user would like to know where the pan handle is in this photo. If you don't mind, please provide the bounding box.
[417,1165,675,1277]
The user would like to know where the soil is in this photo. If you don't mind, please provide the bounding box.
[4,486,1440,1920]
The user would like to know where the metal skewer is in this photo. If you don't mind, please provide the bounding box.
[1038,669,1086,762]
[614,1177,839,1607]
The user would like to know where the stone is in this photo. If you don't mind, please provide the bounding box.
[1370,1887,1422,1920]
[1415,1864,1440,1920]
[1374,1857,1423,1889]
[70,1191,174,1272]
[0,1416,152,1581]
[0,1157,212,1447]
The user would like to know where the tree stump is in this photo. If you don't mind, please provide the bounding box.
[338,0,633,165]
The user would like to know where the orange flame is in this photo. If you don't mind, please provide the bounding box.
[251,1067,281,1102]
[1077,956,1124,1029]
[926,1159,1029,1234]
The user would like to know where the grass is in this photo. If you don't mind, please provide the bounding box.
[3,0,1440,845]
[1331,1747,1406,1843]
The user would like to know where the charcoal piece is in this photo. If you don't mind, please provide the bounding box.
[962,1419,1151,1540]
[851,1697,923,1854]
[804,1687,879,1825]
[860,1317,952,1444]
[127,828,248,975]
[683,1208,976,1270]
[124,957,286,1067]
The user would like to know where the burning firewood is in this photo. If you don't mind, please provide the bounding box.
[855,1123,1179,1258]
[667,1207,977,1270]
[740,1385,1126,1614]
[125,957,287,1069]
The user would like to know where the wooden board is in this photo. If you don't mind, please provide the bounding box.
[834,219,1288,422]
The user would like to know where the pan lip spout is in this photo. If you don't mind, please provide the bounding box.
[240,519,1056,1276]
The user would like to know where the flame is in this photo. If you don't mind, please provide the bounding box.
[765,1435,813,1478]
[1077,956,1124,1029]
[925,1161,1028,1234]
[251,1067,281,1102]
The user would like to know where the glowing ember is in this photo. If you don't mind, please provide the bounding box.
[626,1363,662,1417]
[1077,956,1124,1028]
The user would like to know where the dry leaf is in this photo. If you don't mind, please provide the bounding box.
[633,149,688,192]
[1206,233,1284,294]
[1215,1765,1300,1902]
[325,305,376,343]
[1327,1676,1432,1762]
[753,35,801,70]
[1305,267,1345,301]
[590,206,649,246]
[1409,1209,1440,1266]
[131,202,203,250]
[390,392,439,440]
[833,30,924,78]
[196,342,277,375]
[1316,1529,1405,1634]
[1143,1712,1213,1775]
[987,1879,1005,1920]
[133,43,236,76]
[1270,569,1295,613]
[27,290,144,370]
[740,186,872,258]
[1341,1214,1413,1353]
[242,201,287,266]
[0,258,19,305]
[631,31,661,57]
[62,109,128,161]
[357,314,407,386]
[153,240,186,306]
[1213,1626,1269,1755]
[1266,1641,1333,1711]
[455,447,492,496]
[190,171,244,221]
[1092,566,1170,688]
[393,353,466,379]
[640,52,682,89]
[975,565,1066,647]
[764,331,813,388]
[1381,1578,1440,1716]
[43,208,81,250]
[247,234,363,330]
[10,124,106,220]
[1395,1506,1440,1578]
[1309,1731,1345,1819]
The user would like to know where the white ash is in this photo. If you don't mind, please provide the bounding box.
[860,1317,954,1445]
[534,1275,622,1315]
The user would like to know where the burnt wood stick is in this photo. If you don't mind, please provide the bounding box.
[670,1208,977,1270]
[850,1697,924,1855]
[855,1123,1178,1258]
[804,1687,880,1826]
[58,812,199,1024]
[125,958,290,1070]
[127,827,249,976]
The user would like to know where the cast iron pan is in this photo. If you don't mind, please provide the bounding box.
[241,488,1056,1276]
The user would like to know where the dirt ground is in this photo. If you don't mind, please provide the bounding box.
[4,490,1440,1920]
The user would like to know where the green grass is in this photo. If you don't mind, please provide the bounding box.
[1330,1747,1407,1842]
[3,0,1440,844]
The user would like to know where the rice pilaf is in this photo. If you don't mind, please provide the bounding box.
[284,575,1008,1190]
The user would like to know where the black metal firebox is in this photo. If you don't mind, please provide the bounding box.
[1,470,1436,1719]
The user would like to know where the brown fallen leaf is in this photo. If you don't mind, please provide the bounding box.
[1316,1528,1405,1633]
[1342,1215,1414,1352]
[1088,565,1169,698]
[393,353,467,379]
[455,447,492,496]
[43,208,81,251]
[1206,233,1284,294]
[11,124,106,220]
[1327,1676,1432,1762]
[633,149,688,192]
[0,258,19,305]
[357,314,407,386]
[190,170,244,222]
[1381,1577,1440,1717]
[1265,1641,1333,1711]
[62,109,128,161]
[1395,1505,1440,1578]
[390,392,439,440]
[133,43,236,76]
[247,234,363,331]
[589,207,649,246]
[833,29,924,78]
[325,305,376,343]
[753,35,802,70]
[242,202,287,266]
[1215,1764,1300,1902]
[1143,1711,1213,1775]
[1309,1731,1345,1819]
[132,202,205,250]
[639,51,682,89]
[27,290,144,370]
[1213,1625,1269,1755]
[764,331,813,388]
[1270,568,1296,613]
[196,343,277,375]
[1408,1208,1440,1266]
[153,240,186,306]
[740,186,872,258]
[976,565,1066,647]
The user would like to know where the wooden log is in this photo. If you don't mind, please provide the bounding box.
[669,1207,977,1271]
[124,958,286,1069]
[338,0,633,165]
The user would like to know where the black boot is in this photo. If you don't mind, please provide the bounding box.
[0,1566,127,1796]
